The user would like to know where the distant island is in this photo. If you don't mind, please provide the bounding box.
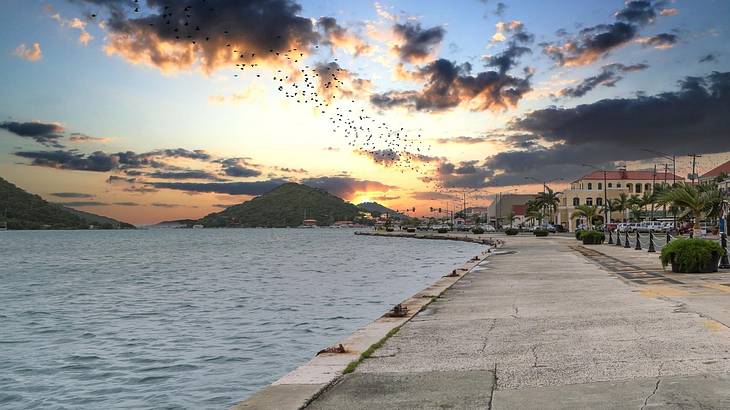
[0,177,134,230]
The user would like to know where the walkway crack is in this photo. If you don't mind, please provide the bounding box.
[480,319,497,353]
[488,363,498,410]
[641,362,663,410]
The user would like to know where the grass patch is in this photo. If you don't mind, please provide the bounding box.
[343,326,401,374]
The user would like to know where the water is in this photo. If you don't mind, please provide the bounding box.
[0,229,484,409]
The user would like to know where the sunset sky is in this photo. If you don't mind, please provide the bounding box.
[1,0,729,224]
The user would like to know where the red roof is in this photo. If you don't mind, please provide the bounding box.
[700,160,730,179]
[577,170,683,182]
[512,204,527,216]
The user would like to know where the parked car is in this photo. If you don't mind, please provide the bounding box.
[480,224,496,232]
[605,223,618,232]
[637,221,665,233]
[617,223,629,232]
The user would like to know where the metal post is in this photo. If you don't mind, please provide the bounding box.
[666,232,671,244]
[635,231,642,250]
[720,233,730,269]
[648,230,656,253]
[616,230,622,246]
[608,230,614,245]
[624,231,631,248]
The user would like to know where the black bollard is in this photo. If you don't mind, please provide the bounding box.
[648,230,656,253]
[608,230,614,245]
[666,232,671,244]
[689,229,694,238]
[624,231,631,248]
[720,233,730,269]
[635,231,642,250]
[616,230,622,246]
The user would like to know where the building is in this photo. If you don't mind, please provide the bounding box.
[464,206,489,219]
[557,170,684,232]
[487,194,537,228]
[700,160,730,193]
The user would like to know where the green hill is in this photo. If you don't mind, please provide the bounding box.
[357,201,407,219]
[198,182,361,227]
[0,177,134,230]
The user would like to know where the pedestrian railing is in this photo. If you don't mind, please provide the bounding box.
[606,229,729,266]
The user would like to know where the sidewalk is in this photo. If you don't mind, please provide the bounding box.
[307,235,730,409]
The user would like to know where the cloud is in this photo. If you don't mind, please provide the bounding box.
[482,71,730,185]
[391,22,445,64]
[659,8,679,16]
[51,192,94,199]
[317,17,371,56]
[555,62,649,98]
[216,157,262,177]
[427,160,495,188]
[637,32,678,49]
[13,43,42,62]
[69,133,111,143]
[45,5,94,45]
[60,201,108,207]
[114,201,140,206]
[411,191,458,201]
[1,121,65,147]
[434,136,490,144]
[15,150,118,171]
[300,176,396,199]
[699,54,718,64]
[147,170,227,181]
[541,1,671,66]
[151,202,182,208]
[72,0,320,74]
[149,179,289,196]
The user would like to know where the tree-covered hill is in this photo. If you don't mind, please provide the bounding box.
[0,177,134,230]
[198,182,361,227]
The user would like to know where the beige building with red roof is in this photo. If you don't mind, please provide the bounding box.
[557,169,684,232]
[700,159,730,193]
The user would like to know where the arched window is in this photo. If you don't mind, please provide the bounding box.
[598,183,603,190]
[628,184,632,192]
[587,183,593,190]
[617,183,622,188]
[635,183,642,193]
[573,197,580,206]
[645,183,651,191]
[608,182,613,188]
[586,198,593,206]
[596,197,603,206]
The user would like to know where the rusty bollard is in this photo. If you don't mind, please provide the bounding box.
[385,303,409,317]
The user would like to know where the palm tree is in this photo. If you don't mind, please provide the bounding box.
[571,204,602,230]
[535,187,561,225]
[628,195,643,221]
[641,191,654,219]
[611,193,630,222]
[659,182,719,236]
[508,211,517,228]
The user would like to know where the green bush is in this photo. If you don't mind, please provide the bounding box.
[580,230,605,244]
[660,238,725,272]
[504,228,519,235]
[534,229,549,237]
[472,227,485,234]
[575,230,583,240]
[437,228,449,234]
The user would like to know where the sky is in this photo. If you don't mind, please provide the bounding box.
[1,0,729,225]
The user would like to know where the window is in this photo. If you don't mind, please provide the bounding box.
[628,184,632,192]
[635,183,642,193]
[617,183,622,188]
[596,197,603,206]
[588,183,593,190]
[608,182,613,188]
[598,183,603,190]
[645,183,651,191]
[573,197,580,206]
[586,198,593,206]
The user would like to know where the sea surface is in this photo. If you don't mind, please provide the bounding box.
[0,228,484,409]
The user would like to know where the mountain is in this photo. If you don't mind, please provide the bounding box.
[198,182,361,227]
[150,219,198,228]
[357,201,407,219]
[0,177,134,230]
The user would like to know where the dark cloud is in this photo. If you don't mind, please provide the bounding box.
[429,160,494,188]
[434,136,490,144]
[371,59,532,112]
[317,16,371,55]
[50,192,94,199]
[59,201,108,207]
[391,22,446,63]
[147,170,226,181]
[300,176,396,200]
[556,62,649,98]
[0,121,65,148]
[69,133,108,143]
[73,0,320,73]
[15,150,118,172]
[151,202,182,208]
[114,201,140,206]
[639,32,677,49]
[699,54,718,64]
[541,1,670,66]
[215,157,262,178]
[149,179,289,196]
[482,71,730,185]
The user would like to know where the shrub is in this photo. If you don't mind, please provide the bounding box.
[504,228,519,235]
[660,238,725,273]
[534,229,549,237]
[575,230,583,240]
[472,227,485,234]
[580,230,605,244]
[386,227,394,232]
[437,228,449,234]
[406,228,416,233]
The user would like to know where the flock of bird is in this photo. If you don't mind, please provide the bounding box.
[90,1,436,178]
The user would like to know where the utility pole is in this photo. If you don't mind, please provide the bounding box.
[651,164,656,220]
[688,153,702,184]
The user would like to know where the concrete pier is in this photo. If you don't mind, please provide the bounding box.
[236,233,730,409]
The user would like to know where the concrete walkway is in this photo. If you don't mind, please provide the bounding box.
[307,235,730,409]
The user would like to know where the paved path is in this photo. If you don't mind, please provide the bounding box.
[307,235,730,409]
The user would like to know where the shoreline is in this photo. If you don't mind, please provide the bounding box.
[232,233,501,409]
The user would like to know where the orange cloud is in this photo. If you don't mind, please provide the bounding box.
[14,43,42,62]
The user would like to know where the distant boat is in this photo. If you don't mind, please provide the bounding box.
[192,224,204,229]
[299,219,318,228]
